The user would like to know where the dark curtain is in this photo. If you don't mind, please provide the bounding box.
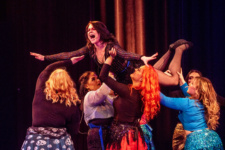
[1,0,224,150]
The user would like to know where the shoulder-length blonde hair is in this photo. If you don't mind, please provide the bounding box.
[194,77,220,130]
[44,69,80,107]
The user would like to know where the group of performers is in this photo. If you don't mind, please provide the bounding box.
[21,21,224,150]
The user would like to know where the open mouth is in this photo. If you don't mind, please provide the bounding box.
[90,34,95,39]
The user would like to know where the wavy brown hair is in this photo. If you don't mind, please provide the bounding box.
[44,69,80,107]
[131,65,160,121]
[78,71,96,111]
[85,21,118,50]
[78,71,95,100]
[193,77,220,130]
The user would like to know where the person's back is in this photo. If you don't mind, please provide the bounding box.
[21,60,80,150]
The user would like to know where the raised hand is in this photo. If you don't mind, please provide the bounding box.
[105,48,116,65]
[30,52,44,61]
[177,68,185,86]
[109,47,117,58]
[141,52,158,66]
[108,71,115,78]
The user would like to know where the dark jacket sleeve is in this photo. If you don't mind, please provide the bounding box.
[44,46,89,61]
[35,60,72,90]
[113,44,142,60]
[99,63,130,96]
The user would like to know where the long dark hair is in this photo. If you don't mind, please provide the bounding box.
[85,21,118,50]
[78,71,94,100]
[78,71,95,111]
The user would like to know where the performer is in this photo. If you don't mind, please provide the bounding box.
[99,48,161,150]
[96,36,189,149]
[167,69,225,150]
[30,21,192,85]
[160,76,224,149]
[169,69,225,109]
[21,56,83,150]
[78,71,115,150]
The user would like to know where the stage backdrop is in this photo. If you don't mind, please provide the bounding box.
[0,0,224,149]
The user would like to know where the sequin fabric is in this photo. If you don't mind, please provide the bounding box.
[140,124,155,150]
[185,128,224,150]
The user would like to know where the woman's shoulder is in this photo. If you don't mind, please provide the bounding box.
[186,98,204,108]
[107,41,120,47]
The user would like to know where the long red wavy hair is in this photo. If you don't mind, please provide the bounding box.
[131,65,160,121]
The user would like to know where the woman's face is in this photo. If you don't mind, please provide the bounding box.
[187,79,198,98]
[130,66,144,82]
[187,72,200,85]
[85,72,101,91]
[87,24,101,44]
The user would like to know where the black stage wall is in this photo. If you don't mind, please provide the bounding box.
[0,0,224,149]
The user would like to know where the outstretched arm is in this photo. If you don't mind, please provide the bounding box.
[113,44,157,66]
[100,48,130,95]
[36,57,83,90]
[160,92,188,111]
[30,52,44,61]
[36,60,74,89]
[30,46,89,61]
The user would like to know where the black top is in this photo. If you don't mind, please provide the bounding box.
[44,43,143,84]
[99,64,143,123]
[32,60,80,143]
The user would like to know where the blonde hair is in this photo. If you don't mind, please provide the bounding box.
[44,69,80,107]
[194,77,220,130]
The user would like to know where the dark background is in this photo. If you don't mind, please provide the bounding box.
[0,0,224,149]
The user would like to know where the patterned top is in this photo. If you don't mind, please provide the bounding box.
[44,43,142,79]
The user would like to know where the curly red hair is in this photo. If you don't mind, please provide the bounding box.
[131,65,160,121]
